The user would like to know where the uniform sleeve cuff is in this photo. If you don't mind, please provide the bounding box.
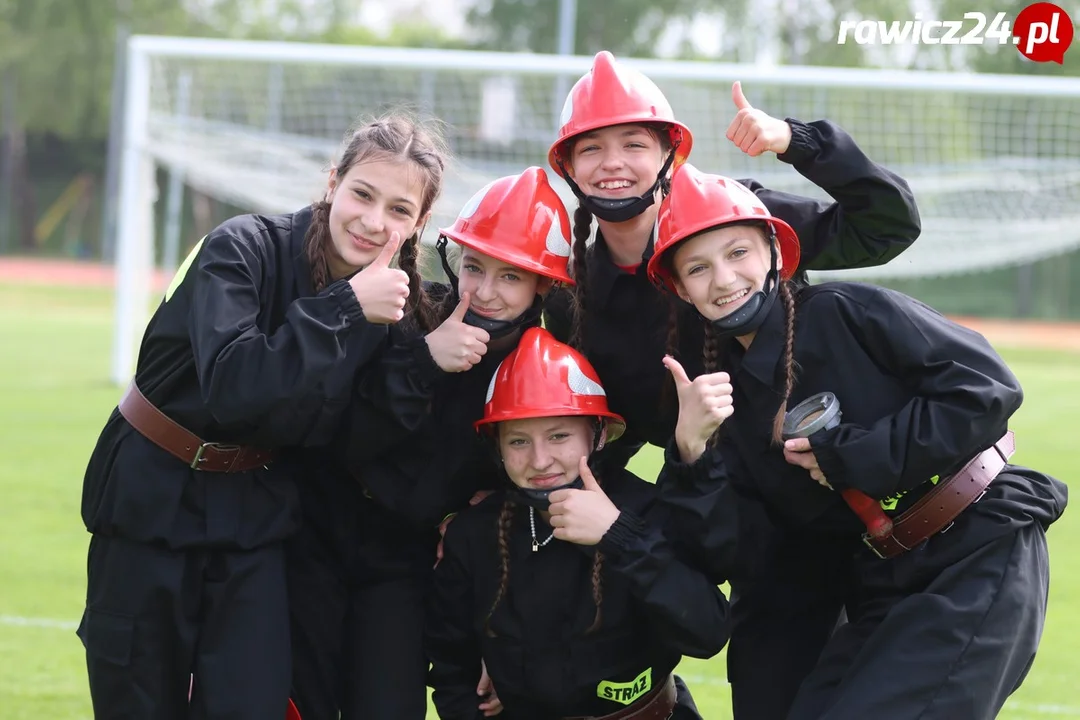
[663,438,716,486]
[408,335,445,385]
[776,118,820,166]
[323,278,365,324]
[597,510,648,556]
[807,425,853,491]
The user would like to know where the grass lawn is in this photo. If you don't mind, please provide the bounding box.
[0,282,1074,719]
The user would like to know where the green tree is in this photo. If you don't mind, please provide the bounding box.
[465,0,715,57]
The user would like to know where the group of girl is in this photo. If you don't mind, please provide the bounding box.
[78,50,1064,720]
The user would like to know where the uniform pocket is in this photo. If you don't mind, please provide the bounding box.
[77,607,135,667]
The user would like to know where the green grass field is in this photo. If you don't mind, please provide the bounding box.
[0,281,1075,719]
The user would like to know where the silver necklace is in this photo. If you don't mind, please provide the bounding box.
[529,506,556,552]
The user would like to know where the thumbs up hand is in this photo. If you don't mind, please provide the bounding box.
[424,291,491,372]
[726,81,792,157]
[547,456,620,546]
[664,355,734,464]
[349,232,411,324]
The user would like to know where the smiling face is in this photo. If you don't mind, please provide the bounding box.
[324,158,429,279]
[670,223,779,322]
[456,247,546,321]
[497,416,595,491]
[565,124,666,203]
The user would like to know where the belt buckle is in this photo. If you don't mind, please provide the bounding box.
[862,533,887,560]
[863,532,911,560]
[190,442,239,469]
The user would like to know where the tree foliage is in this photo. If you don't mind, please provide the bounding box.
[1,0,1075,146]
[465,0,715,57]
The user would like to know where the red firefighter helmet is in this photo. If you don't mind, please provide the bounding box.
[548,51,693,178]
[286,699,302,720]
[476,327,625,441]
[647,164,801,295]
[439,167,573,285]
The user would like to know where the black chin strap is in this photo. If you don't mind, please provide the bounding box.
[436,235,460,289]
[465,297,543,340]
[556,148,677,224]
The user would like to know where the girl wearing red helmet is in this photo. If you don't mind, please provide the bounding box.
[647,164,1065,720]
[545,49,921,470]
[427,326,730,720]
[544,50,922,719]
[287,167,578,720]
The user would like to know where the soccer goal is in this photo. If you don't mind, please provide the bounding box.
[111,35,1080,384]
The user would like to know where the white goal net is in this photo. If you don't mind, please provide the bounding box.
[111,35,1080,383]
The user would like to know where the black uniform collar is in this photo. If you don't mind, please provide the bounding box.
[589,229,656,310]
[292,204,316,298]
[735,292,788,389]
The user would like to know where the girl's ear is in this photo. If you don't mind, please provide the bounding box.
[562,150,577,183]
[536,276,554,295]
[595,423,608,451]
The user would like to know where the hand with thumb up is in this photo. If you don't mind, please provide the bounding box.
[726,81,792,157]
[349,232,411,324]
[663,355,734,464]
[547,456,620,546]
[424,291,491,372]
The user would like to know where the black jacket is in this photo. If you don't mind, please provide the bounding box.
[543,119,923,469]
[427,469,730,720]
[81,206,388,549]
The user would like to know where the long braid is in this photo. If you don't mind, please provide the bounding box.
[397,231,440,332]
[663,298,681,359]
[304,200,333,293]
[660,298,682,418]
[586,551,604,634]
[569,203,593,351]
[701,321,725,448]
[702,320,719,374]
[484,499,516,637]
[771,280,798,445]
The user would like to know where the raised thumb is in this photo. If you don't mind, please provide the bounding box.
[662,355,691,387]
[579,456,601,491]
[449,291,471,322]
[732,81,752,111]
[372,231,403,267]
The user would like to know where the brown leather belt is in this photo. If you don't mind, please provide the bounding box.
[865,431,1014,559]
[563,674,676,720]
[118,382,275,473]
